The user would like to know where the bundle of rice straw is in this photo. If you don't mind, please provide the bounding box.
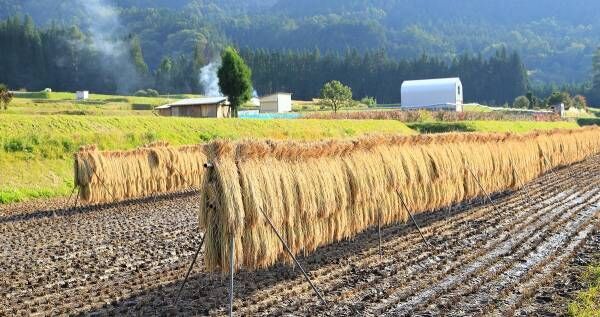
[198,127,600,272]
[74,142,207,204]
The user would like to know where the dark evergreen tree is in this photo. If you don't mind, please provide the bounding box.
[218,47,253,117]
[0,83,13,110]
[0,14,530,104]
[590,47,600,105]
[129,36,149,76]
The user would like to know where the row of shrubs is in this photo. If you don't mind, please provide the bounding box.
[134,89,160,97]
[2,137,75,159]
[12,88,162,100]
[303,110,562,122]
[12,91,50,99]
[2,131,159,159]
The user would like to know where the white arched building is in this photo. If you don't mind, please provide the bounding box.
[401,77,463,112]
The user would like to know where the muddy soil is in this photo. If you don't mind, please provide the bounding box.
[1,156,598,316]
[514,229,600,316]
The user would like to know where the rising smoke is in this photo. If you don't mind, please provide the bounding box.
[76,0,141,93]
[199,61,260,98]
[200,62,222,97]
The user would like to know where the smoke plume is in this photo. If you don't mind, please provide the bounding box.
[200,62,222,97]
[76,0,141,93]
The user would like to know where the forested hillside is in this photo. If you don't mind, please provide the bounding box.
[2,0,600,83]
[1,0,600,104]
[243,48,528,104]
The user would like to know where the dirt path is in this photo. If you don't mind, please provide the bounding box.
[1,156,598,316]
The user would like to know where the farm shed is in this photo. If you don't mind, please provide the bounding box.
[551,103,566,117]
[156,97,231,118]
[401,77,463,112]
[260,93,292,113]
[76,91,89,100]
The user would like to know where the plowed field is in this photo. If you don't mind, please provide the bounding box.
[1,155,599,316]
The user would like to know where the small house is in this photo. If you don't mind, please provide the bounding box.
[76,91,89,100]
[551,103,565,117]
[401,78,463,112]
[250,97,261,107]
[260,93,292,113]
[156,97,231,118]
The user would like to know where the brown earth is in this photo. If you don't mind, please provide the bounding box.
[1,156,599,316]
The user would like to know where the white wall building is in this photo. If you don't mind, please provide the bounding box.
[260,93,292,113]
[76,91,89,100]
[155,97,231,118]
[401,78,463,112]
[551,103,565,117]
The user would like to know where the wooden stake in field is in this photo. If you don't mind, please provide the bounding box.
[174,234,206,306]
[258,207,327,304]
[398,193,432,249]
[229,234,235,317]
[464,162,499,211]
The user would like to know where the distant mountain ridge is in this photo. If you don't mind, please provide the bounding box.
[1,0,600,83]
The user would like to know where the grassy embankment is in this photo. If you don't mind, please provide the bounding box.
[408,120,581,133]
[1,92,598,203]
[0,115,414,203]
[8,91,193,116]
[568,264,600,316]
[0,115,590,204]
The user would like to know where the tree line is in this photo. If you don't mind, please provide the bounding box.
[3,15,600,107]
[0,16,204,94]
[241,48,528,105]
[528,47,600,106]
[4,0,600,84]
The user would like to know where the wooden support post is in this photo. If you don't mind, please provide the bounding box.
[542,152,564,180]
[465,163,499,211]
[561,151,577,178]
[94,170,118,203]
[64,186,77,210]
[172,162,217,310]
[174,234,206,306]
[398,194,432,249]
[377,209,383,259]
[170,163,198,191]
[259,209,327,305]
[510,160,535,205]
[73,187,81,209]
[229,234,235,317]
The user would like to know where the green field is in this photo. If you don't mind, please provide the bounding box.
[0,114,415,203]
[1,92,598,204]
[408,120,581,134]
[568,264,600,316]
[463,104,495,112]
[8,91,194,116]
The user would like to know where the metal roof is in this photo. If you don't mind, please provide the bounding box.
[401,77,461,88]
[261,92,292,97]
[156,97,228,109]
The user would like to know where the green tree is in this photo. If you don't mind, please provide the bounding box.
[155,57,173,93]
[0,84,13,110]
[547,91,573,110]
[129,36,149,76]
[192,39,205,72]
[191,40,206,93]
[573,95,588,110]
[593,48,600,91]
[361,96,377,107]
[513,96,530,109]
[320,80,353,113]
[218,47,253,118]
[591,48,600,104]
[525,92,541,109]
